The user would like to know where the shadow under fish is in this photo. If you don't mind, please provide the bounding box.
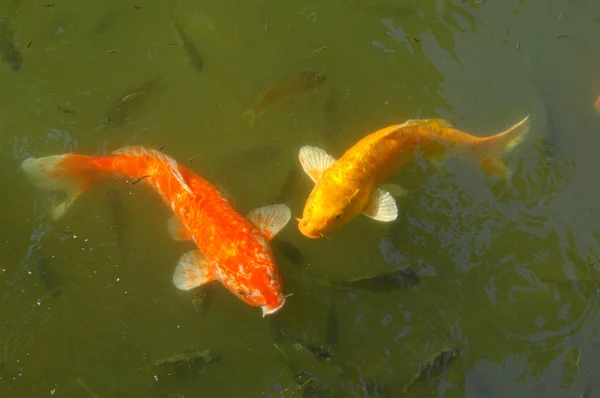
[271,237,306,266]
[267,162,302,204]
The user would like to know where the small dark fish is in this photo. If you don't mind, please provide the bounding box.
[0,16,22,71]
[106,189,126,260]
[121,91,145,102]
[402,345,460,393]
[153,349,221,371]
[103,76,163,128]
[170,0,203,73]
[130,175,151,185]
[244,71,327,126]
[57,106,77,114]
[332,268,420,293]
[172,21,203,72]
[31,244,62,297]
[312,46,329,54]
[271,237,305,266]
[278,327,333,361]
[188,152,202,163]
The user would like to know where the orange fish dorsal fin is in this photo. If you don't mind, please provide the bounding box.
[246,204,292,241]
[363,188,398,222]
[298,146,336,183]
[112,146,194,197]
[168,215,193,241]
[172,250,215,290]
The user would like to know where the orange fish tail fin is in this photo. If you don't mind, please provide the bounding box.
[473,115,530,179]
[21,154,98,220]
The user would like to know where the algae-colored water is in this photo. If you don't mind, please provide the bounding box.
[1,0,600,396]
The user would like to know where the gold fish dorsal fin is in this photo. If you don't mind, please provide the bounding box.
[172,250,215,290]
[298,146,336,183]
[420,119,454,129]
[168,215,193,241]
[246,204,292,241]
[363,188,398,222]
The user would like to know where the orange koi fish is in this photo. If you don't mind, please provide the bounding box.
[297,116,530,238]
[21,146,292,316]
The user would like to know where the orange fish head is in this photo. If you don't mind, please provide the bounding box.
[225,250,286,316]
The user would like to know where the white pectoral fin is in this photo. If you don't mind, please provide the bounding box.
[172,250,215,290]
[168,215,193,241]
[247,204,292,241]
[298,146,336,183]
[363,189,398,222]
[378,183,409,197]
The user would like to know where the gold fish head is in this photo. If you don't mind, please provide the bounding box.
[298,183,368,239]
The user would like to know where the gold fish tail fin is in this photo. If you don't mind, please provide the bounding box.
[243,109,257,127]
[473,115,530,179]
[21,154,100,220]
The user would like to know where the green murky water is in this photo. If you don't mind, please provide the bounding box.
[1,0,600,396]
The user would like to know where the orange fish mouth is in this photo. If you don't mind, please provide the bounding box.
[261,297,286,317]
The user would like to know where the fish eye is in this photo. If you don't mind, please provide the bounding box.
[335,214,342,220]
[238,290,246,296]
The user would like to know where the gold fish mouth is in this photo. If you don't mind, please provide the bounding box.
[297,218,323,239]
